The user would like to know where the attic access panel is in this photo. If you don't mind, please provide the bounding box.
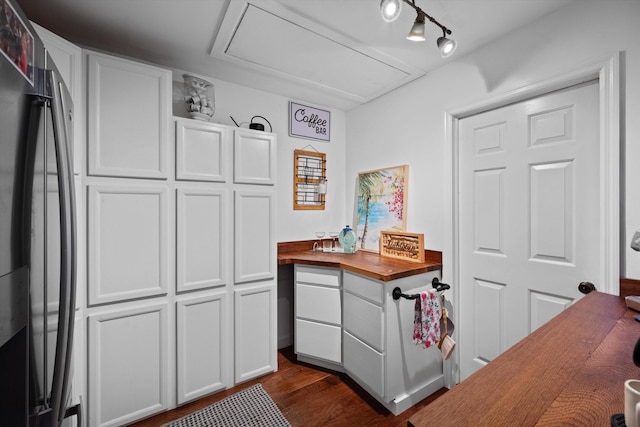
[211,1,423,103]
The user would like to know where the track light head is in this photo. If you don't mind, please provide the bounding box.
[406,12,426,41]
[437,33,457,58]
[380,0,402,22]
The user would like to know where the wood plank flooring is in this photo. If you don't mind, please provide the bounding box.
[127,347,447,427]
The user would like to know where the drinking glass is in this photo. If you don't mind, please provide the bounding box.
[314,231,325,252]
[329,231,339,251]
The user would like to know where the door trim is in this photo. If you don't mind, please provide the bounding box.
[443,52,620,386]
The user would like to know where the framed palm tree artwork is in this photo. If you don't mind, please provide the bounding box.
[354,165,408,252]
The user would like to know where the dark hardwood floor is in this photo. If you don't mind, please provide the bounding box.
[127,347,447,427]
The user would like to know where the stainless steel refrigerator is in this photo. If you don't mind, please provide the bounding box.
[0,0,78,425]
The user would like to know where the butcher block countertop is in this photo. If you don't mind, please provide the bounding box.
[277,240,442,282]
[408,291,640,427]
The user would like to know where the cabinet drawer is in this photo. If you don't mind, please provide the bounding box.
[295,319,342,363]
[295,265,341,288]
[343,292,384,352]
[343,331,384,398]
[343,271,383,304]
[296,284,341,325]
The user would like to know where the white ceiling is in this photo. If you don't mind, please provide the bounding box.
[16,0,574,110]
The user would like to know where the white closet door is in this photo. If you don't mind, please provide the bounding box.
[458,81,600,380]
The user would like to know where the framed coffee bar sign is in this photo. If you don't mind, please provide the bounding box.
[289,101,330,141]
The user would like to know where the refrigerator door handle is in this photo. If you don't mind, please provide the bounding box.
[46,66,78,427]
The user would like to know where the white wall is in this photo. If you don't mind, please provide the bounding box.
[346,1,640,280]
[170,71,348,242]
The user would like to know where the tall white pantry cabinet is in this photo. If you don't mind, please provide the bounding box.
[79,49,276,426]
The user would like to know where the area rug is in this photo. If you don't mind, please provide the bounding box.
[162,384,291,427]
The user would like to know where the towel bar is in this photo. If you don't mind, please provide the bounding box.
[392,278,450,300]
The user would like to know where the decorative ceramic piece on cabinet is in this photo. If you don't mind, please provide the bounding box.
[183,74,215,121]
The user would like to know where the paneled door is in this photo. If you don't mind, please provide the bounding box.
[458,81,600,380]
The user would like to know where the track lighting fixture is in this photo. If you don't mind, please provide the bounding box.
[380,0,402,22]
[406,11,426,41]
[380,0,457,57]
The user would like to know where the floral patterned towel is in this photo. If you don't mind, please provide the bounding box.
[413,289,442,348]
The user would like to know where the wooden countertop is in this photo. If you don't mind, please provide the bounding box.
[277,241,442,282]
[408,292,640,426]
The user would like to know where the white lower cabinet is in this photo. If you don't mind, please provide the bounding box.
[87,302,169,427]
[343,270,445,414]
[295,266,446,415]
[294,266,342,365]
[176,291,228,405]
[234,282,277,383]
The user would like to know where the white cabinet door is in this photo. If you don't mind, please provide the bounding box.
[87,51,170,179]
[234,190,275,284]
[87,302,169,427]
[233,129,276,185]
[176,292,229,404]
[175,119,228,182]
[234,282,277,383]
[176,188,226,292]
[87,183,170,305]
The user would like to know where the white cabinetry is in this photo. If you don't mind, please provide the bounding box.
[176,188,227,292]
[342,270,445,415]
[176,291,228,404]
[87,302,170,427]
[234,282,277,383]
[294,265,446,415]
[86,51,171,179]
[175,118,227,182]
[83,50,277,426]
[234,129,276,185]
[294,266,342,365]
[87,183,170,305]
[234,190,276,283]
